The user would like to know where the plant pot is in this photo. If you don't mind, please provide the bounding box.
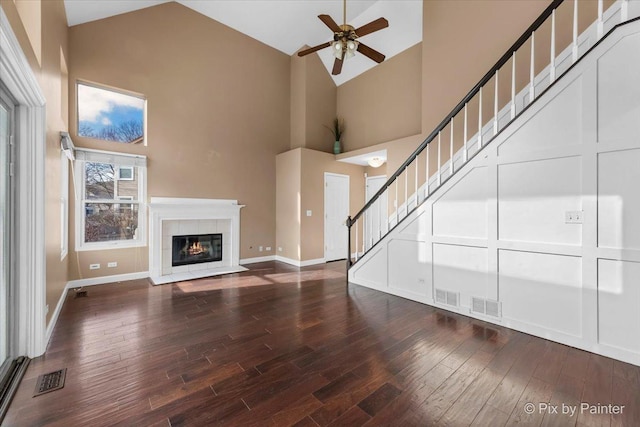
[333,140,342,154]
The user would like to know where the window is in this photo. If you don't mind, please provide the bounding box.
[76,81,146,144]
[118,166,133,180]
[75,149,146,251]
[60,150,69,260]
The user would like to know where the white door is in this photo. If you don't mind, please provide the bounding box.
[365,175,388,251]
[324,173,349,262]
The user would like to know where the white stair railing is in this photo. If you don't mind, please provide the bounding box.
[348,0,640,267]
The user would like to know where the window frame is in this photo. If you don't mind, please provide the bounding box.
[74,149,147,252]
[60,150,69,260]
[117,166,134,181]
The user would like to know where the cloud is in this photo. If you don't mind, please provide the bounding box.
[78,84,144,123]
[101,117,112,126]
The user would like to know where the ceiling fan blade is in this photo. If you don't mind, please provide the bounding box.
[355,17,389,37]
[357,43,385,63]
[318,14,342,33]
[297,42,331,57]
[332,57,344,75]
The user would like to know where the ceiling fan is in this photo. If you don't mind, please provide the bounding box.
[297,0,389,75]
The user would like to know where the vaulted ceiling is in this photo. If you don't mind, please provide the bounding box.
[63,0,422,85]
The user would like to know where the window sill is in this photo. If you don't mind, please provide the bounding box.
[75,241,147,252]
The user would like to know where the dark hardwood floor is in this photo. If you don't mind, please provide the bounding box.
[3,261,639,426]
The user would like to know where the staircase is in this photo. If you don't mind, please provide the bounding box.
[347,0,640,367]
[347,0,638,266]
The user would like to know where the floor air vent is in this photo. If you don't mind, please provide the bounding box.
[74,287,87,298]
[470,297,502,318]
[33,368,66,397]
[435,289,459,307]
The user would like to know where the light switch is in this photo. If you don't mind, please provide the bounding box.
[306,210,312,217]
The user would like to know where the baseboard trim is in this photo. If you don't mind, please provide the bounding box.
[240,255,276,264]
[45,271,149,350]
[45,287,68,348]
[275,256,325,267]
[66,271,150,289]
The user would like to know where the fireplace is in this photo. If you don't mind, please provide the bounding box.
[172,233,222,267]
[148,198,247,285]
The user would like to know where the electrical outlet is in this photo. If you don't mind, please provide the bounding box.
[45,304,49,314]
[107,262,117,268]
[278,247,283,252]
[565,210,583,224]
[266,246,271,251]
[259,246,263,252]
[306,210,312,217]
[89,263,100,270]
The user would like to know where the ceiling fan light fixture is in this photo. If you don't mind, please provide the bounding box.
[367,157,385,168]
[332,41,344,59]
[345,40,358,59]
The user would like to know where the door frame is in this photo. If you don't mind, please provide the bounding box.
[1,9,47,357]
[324,172,350,262]
[0,85,17,373]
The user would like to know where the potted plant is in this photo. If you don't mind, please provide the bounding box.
[325,117,344,154]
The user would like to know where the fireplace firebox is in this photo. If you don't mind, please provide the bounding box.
[172,233,222,267]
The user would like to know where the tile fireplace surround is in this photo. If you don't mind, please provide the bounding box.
[148,198,247,285]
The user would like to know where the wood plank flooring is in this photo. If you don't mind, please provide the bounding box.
[3,261,639,426]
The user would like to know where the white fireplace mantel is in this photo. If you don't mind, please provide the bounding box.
[148,198,246,284]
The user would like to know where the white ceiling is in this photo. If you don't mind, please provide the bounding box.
[64,0,422,85]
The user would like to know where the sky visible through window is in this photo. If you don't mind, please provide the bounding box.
[78,83,145,144]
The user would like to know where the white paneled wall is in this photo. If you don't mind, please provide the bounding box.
[349,20,640,366]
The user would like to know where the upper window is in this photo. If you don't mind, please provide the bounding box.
[75,149,147,251]
[77,82,146,144]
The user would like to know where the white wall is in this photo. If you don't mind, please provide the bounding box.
[349,19,640,366]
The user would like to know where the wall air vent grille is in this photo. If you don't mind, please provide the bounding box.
[446,291,459,306]
[470,296,502,318]
[472,297,485,314]
[485,300,502,317]
[435,288,459,307]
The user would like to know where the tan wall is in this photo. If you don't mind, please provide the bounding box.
[337,43,422,152]
[276,148,365,262]
[1,0,70,324]
[67,2,291,278]
[299,149,364,261]
[303,54,337,153]
[290,48,337,152]
[290,53,306,149]
[421,1,551,135]
[275,149,301,261]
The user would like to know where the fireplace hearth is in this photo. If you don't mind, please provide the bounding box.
[172,233,222,267]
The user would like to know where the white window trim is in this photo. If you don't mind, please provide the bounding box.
[1,8,47,357]
[74,148,147,252]
[117,166,134,181]
[60,150,68,260]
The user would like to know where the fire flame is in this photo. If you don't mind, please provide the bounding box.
[187,241,206,256]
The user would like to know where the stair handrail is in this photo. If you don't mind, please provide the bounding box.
[349,0,564,229]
